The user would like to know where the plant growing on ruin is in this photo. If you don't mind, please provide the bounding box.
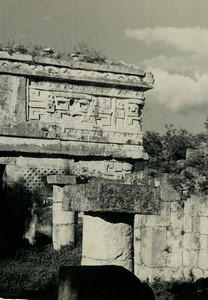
[72,42,106,63]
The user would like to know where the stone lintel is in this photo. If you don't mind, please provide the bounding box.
[0,156,17,165]
[47,175,76,185]
[0,136,147,159]
[62,178,160,214]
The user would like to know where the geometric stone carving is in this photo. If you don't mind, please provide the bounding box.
[28,80,144,145]
[0,52,153,158]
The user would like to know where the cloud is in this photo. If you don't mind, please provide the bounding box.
[141,54,208,75]
[125,27,208,55]
[125,27,208,114]
[148,68,208,113]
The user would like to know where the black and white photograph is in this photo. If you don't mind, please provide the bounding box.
[0,1,208,299]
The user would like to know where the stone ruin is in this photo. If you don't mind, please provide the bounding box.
[1,51,208,289]
[0,51,155,272]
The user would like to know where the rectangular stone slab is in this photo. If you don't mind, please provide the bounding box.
[0,136,147,159]
[47,175,77,185]
[62,178,160,214]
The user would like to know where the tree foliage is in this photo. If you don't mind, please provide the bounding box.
[141,122,208,196]
[143,124,207,173]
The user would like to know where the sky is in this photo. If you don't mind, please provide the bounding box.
[0,0,208,133]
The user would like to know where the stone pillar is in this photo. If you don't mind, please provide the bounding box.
[53,185,76,250]
[81,213,134,272]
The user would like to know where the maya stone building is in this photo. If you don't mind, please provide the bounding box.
[0,51,208,285]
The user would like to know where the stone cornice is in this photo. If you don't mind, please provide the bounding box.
[0,51,153,91]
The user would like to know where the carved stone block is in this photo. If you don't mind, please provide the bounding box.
[62,178,161,214]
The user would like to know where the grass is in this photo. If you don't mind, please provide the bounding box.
[0,243,81,299]
[150,278,208,300]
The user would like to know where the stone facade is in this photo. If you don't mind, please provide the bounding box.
[2,52,208,286]
[0,52,156,274]
[1,51,208,286]
[0,52,152,159]
[134,175,208,282]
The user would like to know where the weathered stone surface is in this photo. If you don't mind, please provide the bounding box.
[183,233,193,250]
[167,250,183,268]
[199,234,208,249]
[183,213,192,232]
[0,54,152,89]
[140,227,167,268]
[134,265,151,281]
[200,217,208,235]
[133,202,170,227]
[192,267,204,279]
[171,211,183,228]
[0,53,153,159]
[133,177,208,282]
[167,227,182,252]
[0,156,16,165]
[182,249,198,268]
[47,175,76,185]
[53,186,75,250]
[73,159,133,180]
[0,135,147,159]
[82,214,134,271]
[171,201,181,212]
[62,177,160,214]
[184,197,195,216]
[197,195,208,216]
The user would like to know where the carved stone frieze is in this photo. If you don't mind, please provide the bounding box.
[28,80,144,145]
[0,53,153,158]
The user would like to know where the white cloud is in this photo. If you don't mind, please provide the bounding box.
[125,27,208,114]
[141,54,208,75]
[148,68,208,113]
[125,27,208,55]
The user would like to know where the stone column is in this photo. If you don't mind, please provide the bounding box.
[53,185,76,250]
[81,213,134,272]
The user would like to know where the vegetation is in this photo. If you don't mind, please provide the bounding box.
[139,122,208,198]
[143,124,207,172]
[0,243,81,299]
[150,277,208,300]
[0,40,107,64]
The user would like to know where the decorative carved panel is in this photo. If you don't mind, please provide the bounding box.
[27,80,144,145]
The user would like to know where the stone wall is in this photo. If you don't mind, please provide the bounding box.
[134,174,208,282]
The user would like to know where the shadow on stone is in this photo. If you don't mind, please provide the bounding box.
[0,176,47,256]
[58,265,156,300]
